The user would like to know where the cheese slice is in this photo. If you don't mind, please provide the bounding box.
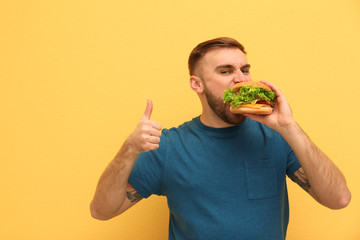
[240,104,264,109]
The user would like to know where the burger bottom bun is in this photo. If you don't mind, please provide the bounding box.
[230,105,273,115]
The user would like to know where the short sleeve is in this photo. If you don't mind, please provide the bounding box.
[128,130,168,198]
[280,136,301,177]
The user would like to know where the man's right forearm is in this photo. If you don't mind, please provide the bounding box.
[90,138,139,220]
[90,99,162,220]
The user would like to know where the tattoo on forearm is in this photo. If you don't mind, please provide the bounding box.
[126,190,143,203]
[290,169,311,193]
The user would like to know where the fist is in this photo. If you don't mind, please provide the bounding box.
[129,99,162,153]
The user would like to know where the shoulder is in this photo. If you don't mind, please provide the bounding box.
[162,117,199,136]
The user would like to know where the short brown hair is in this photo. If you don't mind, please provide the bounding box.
[188,37,247,76]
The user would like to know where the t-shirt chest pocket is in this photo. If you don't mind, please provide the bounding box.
[244,159,278,200]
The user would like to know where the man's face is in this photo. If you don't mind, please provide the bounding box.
[198,48,252,125]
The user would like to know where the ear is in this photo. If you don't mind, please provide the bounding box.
[190,76,204,94]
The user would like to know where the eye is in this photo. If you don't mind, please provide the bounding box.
[241,68,250,74]
[220,69,233,75]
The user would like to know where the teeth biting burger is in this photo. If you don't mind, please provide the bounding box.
[223,81,276,115]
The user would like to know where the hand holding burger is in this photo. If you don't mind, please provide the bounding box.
[224,81,276,115]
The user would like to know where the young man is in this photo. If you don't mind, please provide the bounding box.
[90,37,351,239]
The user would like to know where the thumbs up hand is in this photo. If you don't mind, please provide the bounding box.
[128,99,163,154]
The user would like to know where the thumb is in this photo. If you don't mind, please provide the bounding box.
[142,99,153,120]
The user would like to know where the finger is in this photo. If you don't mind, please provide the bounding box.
[143,142,160,151]
[149,127,162,137]
[148,120,162,131]
[260,80,283,97]
[147,135,161,144]
[142,99,153,120]
[149,143,160,151]
[139,121,162,136]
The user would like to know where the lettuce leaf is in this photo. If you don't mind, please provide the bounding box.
[223,86,276,108]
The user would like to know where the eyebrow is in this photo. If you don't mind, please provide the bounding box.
[215,64,251,71]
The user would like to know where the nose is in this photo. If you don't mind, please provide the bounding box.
[233,69,248,83]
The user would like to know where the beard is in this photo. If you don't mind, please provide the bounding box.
[204,86,246,126]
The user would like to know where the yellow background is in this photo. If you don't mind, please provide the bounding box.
[1,0,359,239]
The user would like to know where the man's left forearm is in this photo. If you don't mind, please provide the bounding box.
[278,121,351,209]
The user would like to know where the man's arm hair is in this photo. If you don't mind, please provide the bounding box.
[90,100,162,220]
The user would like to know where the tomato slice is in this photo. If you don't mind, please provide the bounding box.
[256,100,271,105]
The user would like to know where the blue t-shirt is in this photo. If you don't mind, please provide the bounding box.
[129,116,301,240]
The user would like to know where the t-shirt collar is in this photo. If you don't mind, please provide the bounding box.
[194,115,249,138]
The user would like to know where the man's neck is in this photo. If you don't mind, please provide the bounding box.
[200,111,243,128]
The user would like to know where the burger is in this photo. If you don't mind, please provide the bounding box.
[223,81,276,115]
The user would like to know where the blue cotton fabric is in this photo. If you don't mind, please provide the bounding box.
[129,116,301,240]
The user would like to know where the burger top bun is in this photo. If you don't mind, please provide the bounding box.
[232,81,272,92]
